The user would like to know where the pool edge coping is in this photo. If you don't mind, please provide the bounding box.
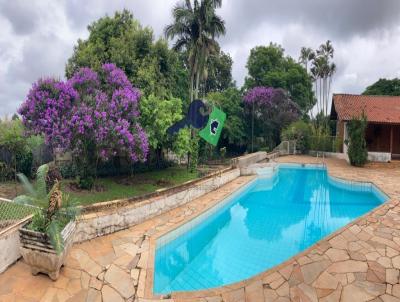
[142,163,397,300]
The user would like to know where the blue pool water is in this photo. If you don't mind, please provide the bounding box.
[154,165,387,294]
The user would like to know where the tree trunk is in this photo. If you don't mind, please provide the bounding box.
[190,69,195,103]
[195,69,201,99]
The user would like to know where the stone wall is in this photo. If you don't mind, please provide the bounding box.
[0,217,31,273]
[74,168,240,242]
[231,151,268,169]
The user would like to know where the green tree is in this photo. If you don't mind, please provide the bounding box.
[200,48,233,95]
[139,95,184,164]
[207,87,246,150]
[65,10,188,100]
[363,78,400,96]
[346,113,368,167]
[244,43,314,113]
[165,0,226,102]
[299,47,315,74]
[281,120,312,153]
[172,128,192,162]
[0,118,41,179]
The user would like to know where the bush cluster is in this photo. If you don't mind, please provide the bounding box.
[346,114,368,167]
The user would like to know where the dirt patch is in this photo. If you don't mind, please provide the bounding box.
[0,182,23,199]
[114,176,153,186]
[155,179,173,186]
[67,182,107,193]
[115,176,173,187]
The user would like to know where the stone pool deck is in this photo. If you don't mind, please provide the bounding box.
[1,156,400,302]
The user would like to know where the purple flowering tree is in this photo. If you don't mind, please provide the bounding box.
[19,64,148,188]
[243,87,300,149]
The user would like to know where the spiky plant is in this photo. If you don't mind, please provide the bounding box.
[14,164,79,254]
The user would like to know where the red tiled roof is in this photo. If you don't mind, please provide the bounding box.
[331,94,400,124]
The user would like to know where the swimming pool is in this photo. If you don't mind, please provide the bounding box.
[154,164,387,294]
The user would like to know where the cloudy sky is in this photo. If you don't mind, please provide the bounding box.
[1,0,400,116]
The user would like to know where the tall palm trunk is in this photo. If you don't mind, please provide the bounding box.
[190,69,195,102]
[195,69,200,99]
[320,76,323,117]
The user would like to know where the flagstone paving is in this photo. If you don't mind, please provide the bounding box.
[0,156,400,302]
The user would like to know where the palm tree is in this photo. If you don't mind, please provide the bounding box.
[317,40,334,59]
[299,47,315,73]
[311,41,336,117]
[165,0,225,102]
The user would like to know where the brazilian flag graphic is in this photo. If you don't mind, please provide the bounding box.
[199,107,226,146]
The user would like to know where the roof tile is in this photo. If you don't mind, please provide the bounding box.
[332,94,400,124]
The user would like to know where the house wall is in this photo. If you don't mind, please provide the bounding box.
[365,123,392,152]
[392,125,400,155]
[338,121,391,163]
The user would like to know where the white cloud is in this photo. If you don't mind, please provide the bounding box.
[1,0,400,116]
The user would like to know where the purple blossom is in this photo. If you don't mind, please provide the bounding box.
[19,64,148,163]
[243,86,276,105]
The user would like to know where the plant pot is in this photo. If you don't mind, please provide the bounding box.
[19,221,76,281]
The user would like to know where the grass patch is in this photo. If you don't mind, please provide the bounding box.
[63,166,199,205]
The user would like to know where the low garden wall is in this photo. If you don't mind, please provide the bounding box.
[0,167,240,272]
[0,216,32,273]
[231,151,268,169]
[74,167,240,242]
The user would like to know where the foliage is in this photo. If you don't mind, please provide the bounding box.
[139,94,183,150]
[66,10,188,101]
[172,128,192,161]
[189,134,199,172]
[14,164,79,254]
[0,119,42,179]
[281,120,312,153]
[19,64,148,188]
[346,114,368,167]
[59,162,77,179]
[299,47,315,73]
[0,118,26,155]
[0,162,14,181]
[200,48,234,95]
[45,164,62,192]
[219,147,227,159]
[207,87,246,149]
[243,87,301,149]
[363,78,400,96]
[165,0,226,102]
[309,135,341,153]
[244,43,314,113]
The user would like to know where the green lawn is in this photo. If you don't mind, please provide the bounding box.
[62,166,199,205]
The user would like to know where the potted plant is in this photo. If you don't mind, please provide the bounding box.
[14,164,78,280]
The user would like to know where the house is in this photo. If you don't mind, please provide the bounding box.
[330,94,400,162]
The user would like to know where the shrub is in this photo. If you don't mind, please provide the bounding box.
[0,161,14,181]
[46,164,63,192]
[309,135,339,152]
[14,164,79,254]
[0,119,38,179]
[346,114,368,167]
[59,162,77,179]
[281,120,312,153]
[19,64,149,188]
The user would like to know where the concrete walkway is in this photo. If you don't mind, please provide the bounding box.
[1,156,400,302]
